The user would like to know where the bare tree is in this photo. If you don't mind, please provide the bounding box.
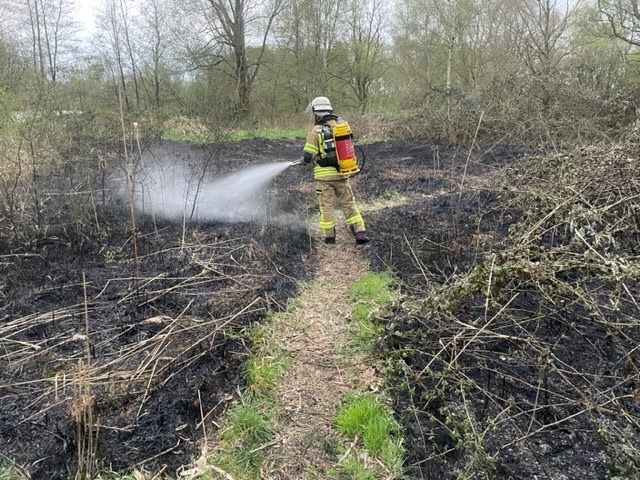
[95,0,142,111]
[102,0,129,110]
[337,0,387,114]
[182,0,287,118]
[511,0,575,107]
[136,0,172,109]
[117,0,141,108]
[598,0,640,46]
[20,0,75,83]
[393,0,483,138]
[271,0,343,107]
[0,37,30,232]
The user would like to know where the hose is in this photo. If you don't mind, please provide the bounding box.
[352,145,366,176]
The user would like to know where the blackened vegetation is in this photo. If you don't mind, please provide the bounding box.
[2,136,639,479]
[0,139,312,478]
[361,142,640,479]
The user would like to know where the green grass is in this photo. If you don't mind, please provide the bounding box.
[336,395,396,453]
[335,457,377,480]
[227,127,306,141]
[335,394,405,477]
[347,272,397,353]
[349,303,384,349]
[379,436,405,473]
[162,126,306,143]
[337,275,404,477]
[243,321,290,397]
[198,272,401,479]
[207,393,274,479]
[383,187,404,200]
[348,271,396,307]
[0,456,26,480]
[201,316,290,479]
[246,354,289,397]
[162,130,212,143]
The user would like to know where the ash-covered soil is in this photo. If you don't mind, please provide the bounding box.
[1,136,638,479]
[357,142,640,479]
[0,139,313,479]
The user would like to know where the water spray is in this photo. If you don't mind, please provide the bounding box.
[130,157,296,223]
[127,144,363,225]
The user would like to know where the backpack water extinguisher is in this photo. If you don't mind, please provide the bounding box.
[332,122,360,175]
[321,121,365,176]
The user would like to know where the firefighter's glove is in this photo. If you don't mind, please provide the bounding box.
[302,152,314,165]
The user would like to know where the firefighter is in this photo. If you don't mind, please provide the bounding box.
[301,96,370,245]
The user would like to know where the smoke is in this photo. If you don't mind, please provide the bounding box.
[131,158,292,223]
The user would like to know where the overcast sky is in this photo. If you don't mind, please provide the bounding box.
[74,0,101,35]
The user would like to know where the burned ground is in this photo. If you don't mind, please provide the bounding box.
[0,139,313,479]
[1,137,639,479]
[359,143,640,479]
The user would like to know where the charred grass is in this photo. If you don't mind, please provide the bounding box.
[0,139,313,479]
[2,135,639,479]
[360,142,640,479]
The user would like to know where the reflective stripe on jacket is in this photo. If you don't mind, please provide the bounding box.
[303,119,345,181]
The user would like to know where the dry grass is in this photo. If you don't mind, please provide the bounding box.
[0,233,280,477]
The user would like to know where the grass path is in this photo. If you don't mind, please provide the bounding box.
[260,226,381,479]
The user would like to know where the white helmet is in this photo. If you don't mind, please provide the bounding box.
[306,96,333,114]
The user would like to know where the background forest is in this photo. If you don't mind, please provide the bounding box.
[2,0,640,141]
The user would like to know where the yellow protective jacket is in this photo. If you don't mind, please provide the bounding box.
[303,117,346,181]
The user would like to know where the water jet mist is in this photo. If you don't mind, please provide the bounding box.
[131,157,294,223]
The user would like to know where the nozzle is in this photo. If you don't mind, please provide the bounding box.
[290,160,302,166]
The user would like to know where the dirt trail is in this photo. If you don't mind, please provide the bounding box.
[261,224,379,479]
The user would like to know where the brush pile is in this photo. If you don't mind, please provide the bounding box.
[365,142,640,478]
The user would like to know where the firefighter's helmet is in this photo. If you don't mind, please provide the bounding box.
[306,96,333,114]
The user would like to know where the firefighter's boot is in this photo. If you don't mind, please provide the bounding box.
[324,227,336,244]
[355,231,370,244]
